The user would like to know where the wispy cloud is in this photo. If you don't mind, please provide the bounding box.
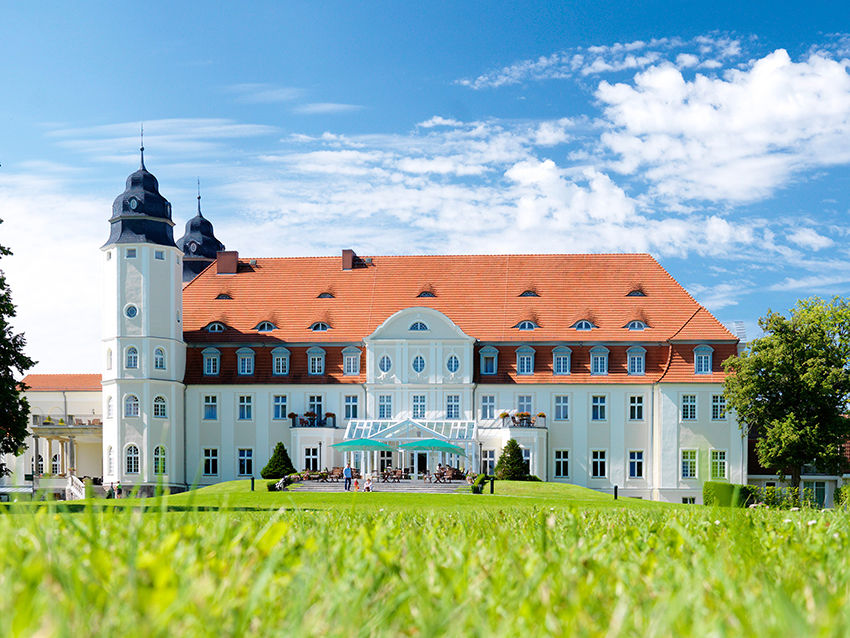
[226,83,306,103]
[292,103,364,115]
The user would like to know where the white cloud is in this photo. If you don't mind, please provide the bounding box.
[417,116,464,128]
[292,103,364,115]
[226,83,306,103]
[788,227,834,250]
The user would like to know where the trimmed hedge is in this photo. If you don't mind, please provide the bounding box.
[703,481,755,507]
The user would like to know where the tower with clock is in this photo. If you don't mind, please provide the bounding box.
[176,181,225,282]
[100,146,186,493]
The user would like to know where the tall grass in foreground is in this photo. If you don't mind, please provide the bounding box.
[2,502,850,636]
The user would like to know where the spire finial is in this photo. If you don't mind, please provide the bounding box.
[140,123,145,169]
[197,178,203,216]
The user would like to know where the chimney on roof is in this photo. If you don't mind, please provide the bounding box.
[342,249,355,270]
[216,251,238,274]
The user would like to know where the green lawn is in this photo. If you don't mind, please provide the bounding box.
[2,481,848,636]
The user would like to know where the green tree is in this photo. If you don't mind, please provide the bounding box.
[494,438,527,480]
[723,297,850,487]
[0,226,35,477]
[261,442,296,478]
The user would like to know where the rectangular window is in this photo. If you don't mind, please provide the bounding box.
[203,395,217,420]
[682,497,696,505]
[343,353,359,375]
[126,248,136,258]
[238,354,254,376]
[480,395,495,419]
[204,354,219,376]
[554,395,569,420]
[591,450,606,478]
[446,394,460,419]
[482,355,496,375]
[517,354,533,375]
[273,354,289,375]
[695,353,712,374]
[681,449,697,479]
[712,395,727,420]
[517,395,532,414]
[273,395,287,420]
[237,449,253,476]
[682,395,697,420]
[309,354,324,375]
[304,447,319,471]
[308,395,323,417]
[628,353,644,375]
[344,395,358,419]
[554,354,570,375]
[203,448,218,476]
[154,250,165,260]
[238,395,252,421]
[413,395,426,419]
[710,450,727,480]
[554,450,569,478]
[482,450,496,474]
[629,450,644,478]
[378,395,392,419]
[591,395,606,421]
[629,395,643,421]
[591,353,608,375]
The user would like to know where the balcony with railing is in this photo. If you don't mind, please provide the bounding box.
[289,412,338,428]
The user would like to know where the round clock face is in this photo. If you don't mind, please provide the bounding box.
[189,242,198,253]
[128,197,138,210]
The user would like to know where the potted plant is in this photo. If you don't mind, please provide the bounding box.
[304,411,317,426]
[535,412,546,426]
[287,412,297,427]
[324,412,336,428]
[499,411,510,426]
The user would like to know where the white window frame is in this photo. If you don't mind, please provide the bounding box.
[342,346,360,376]
[480,346,498,376]
[154,347,166,370]
[308,394,324,417]
[124,395,140,418]
[591,450,607,478]
[710,449,727,480]
[627,346,645,376]
[681,449,698,479]
[307,347,326,375]
[482,449,496,474]
[516,346,535,376]
[553,346,571,375]
[517,394,532,414]
[153,396,167,418]
[255,321,276,332]
[591,395,607,421]
[554,395,569,421]
[682,394,697,420]
[378,394,392,419]
[202,348,220,376]
[238,395,253,421]
[590,346,609,375]
[304,447,319,471]
[378,355,392,373]
[446,394,460,419]
[272,347,291,376]
[573,320,594,331]
[626,320,647,331]
[125,346,138,370]
[203,395,218,420]
[237,348,255,376]
[310,322,331,332]
[554,449,570,478]
[125,444,140,474]
[344,395,359,419]
[628,450,644,479]
[515,320,537,331]
[206,322,225,333]
[629,395,644,421]
[480,395,495,419]
[694,345,714,375]
[413,394,426,420]
[712,394,727,420]
[203,448,219,476]
[273,395,288,420]
[154,250,165,260]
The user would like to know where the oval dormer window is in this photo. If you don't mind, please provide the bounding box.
[417,291,436,298]
[627,289,646,297]
[207,322,225,333]
[318,292,334,299]
[519,290,539,297]
[514,320,538,331]
[216,293,232,300]
[626,320,647,331]
[255,321,277,332]
[573,320,594,331]
[310,322,330,332]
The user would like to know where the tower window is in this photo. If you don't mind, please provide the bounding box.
[125,305,138,319]
[124,395,139,417]
[125,445,140,474]
[154,347,166,370]
[126,248,136,259]
[155,250,165,260]
[153,396,167,418]
[125,347,138,369]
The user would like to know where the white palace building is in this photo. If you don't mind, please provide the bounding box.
[1,153,749,503]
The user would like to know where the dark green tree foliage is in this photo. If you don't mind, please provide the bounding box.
[261,442,296,478]
[494,438,527,480]
[724,297,850,487]
[0,226,35,477]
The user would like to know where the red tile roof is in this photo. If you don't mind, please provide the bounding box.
[21,374,102,392]
[183,253,737,344]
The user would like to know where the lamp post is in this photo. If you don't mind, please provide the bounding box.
[318,441,323,470]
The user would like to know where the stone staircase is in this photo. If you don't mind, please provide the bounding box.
[288,478,469,494]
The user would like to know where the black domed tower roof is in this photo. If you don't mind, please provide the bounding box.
[103,146,177,248]
[176,184,225,282]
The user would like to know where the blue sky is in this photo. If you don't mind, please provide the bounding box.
[2,1,850,373]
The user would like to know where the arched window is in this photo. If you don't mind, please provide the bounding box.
[625,320,647,331]
[446,354,460,374]
[237,348,255,376]
[412,355,426,373]
[516,346,535,375]
[106,348,113,370]
[318,292,334,298]
[51,454,60,475]
[271,347,290,376]
[125,346,138,369]
[153,446,166,475]
[36,454,43,474]
[694,345,714,374]
[573,320,595,331]
[106,396,114,419]
[215,293,232,300]
[627,288,646,297]
[153,396,167,418]
[553,346,572,375]
[206,322,226,333]
[124,395,140,417]
[479,346,498,375]
[254,321,277,332]
[106,446,114,475]
[202,347,220,376]
[310,322,330,331]
[519,290,539,297]
[417,290,436,298]
[154,347,166,370]
[409,321,429,331]
[125,445,140,474]
[307,347,326,375]
[627,346,646,376]
[514,320,538,331]
[590,346,609,375]
[378,355,392,373]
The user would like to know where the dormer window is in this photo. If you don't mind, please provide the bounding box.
[553,346,572,375]
[254,321,277,332]
[590,346,609,375]
[627,346,646,375]
[308,347,326,375]
[417,291,436,298]
[206,322,225,333]
[627,289,646,297]
[519,290,539,297]
[216,293,232,300]
[694,345,714,374]
[479,346,498,375]
[514,320,538,331]
[516,346,535,375]
[626,320,647,331]
[202,347,220,376]
[271,347,290,376]
[318,292,334,299]
[573,320,595,331]
[237,348,255,376]
[409,321,428,331]
[342,346,361,375]
[310,322,330,332]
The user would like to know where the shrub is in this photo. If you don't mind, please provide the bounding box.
[703,481,753,507]
[471,474,490,494]
[836,484,850,508]
[494,439,527,480]
[261,442,296,479]
[267,481,278,492]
